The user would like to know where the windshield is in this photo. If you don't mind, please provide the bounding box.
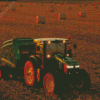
[46,42,65,55]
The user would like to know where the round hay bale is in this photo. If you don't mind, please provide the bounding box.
[36,16,45,24]
[49,7,54,12]
[1,4,4,7]
[92,3,96,6]
[47,7,51,11]
[84,3,87,6]
[67,6,72,10]
[53,3,56,5]
[94,3,97,6]
[20,3,23,7]
[12,6,16,11]
[60,3,64,5]
[51,5,53,7]
[79,4,82,7]
[58,13,66,20]
[79,11,86,18]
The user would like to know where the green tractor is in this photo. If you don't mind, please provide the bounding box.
[0,37,91,95]
[33,38,91,95]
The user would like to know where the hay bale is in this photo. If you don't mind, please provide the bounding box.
[20,3,23,7]
[85,4,87,6]
[35,3,39,5]
[94,5,98,9]
[79,4,82,7]
[79,11,86,18]
[1,4,4,7]
[12,6,16,11]
[92,3,96,6]
[67,6,72,10]
[53,3,56,5]
[94,3,97,6]
[58,12,66,20]
[51,5,53,7]
[60,3,64,5]
[36,16,45,24]
[49,7,54,12]
[47,7,51,11]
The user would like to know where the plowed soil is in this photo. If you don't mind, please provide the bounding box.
[0,1,100,100]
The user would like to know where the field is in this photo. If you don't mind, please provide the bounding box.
[0,1,100,100]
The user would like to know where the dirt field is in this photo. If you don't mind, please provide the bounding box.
[0,1,100,100]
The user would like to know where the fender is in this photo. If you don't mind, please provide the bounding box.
[29,55,41,83]
[29,55,38,63]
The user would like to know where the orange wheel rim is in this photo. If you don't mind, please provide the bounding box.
[46,77,54,92]
[25,67,34,83]
[43,73,55,94]
[24,61,35,86]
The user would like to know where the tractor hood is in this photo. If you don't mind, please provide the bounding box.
[54,54,79,66]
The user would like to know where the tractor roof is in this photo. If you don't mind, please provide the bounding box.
[3,38,33,45]
[34,38,68,43]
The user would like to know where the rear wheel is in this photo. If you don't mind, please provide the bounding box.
[24,60,35,86]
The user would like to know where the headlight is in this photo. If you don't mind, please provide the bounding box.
[47,54,51,58]
[67,65,74,69]
[75,65,80,68]
[66,54,69,57]
[63,40,66,43]
[48,41,51,44]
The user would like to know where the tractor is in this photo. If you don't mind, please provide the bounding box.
[0,37,91,95]
[33,38,91,95]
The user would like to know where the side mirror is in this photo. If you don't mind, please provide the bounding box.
[73,44,77,49]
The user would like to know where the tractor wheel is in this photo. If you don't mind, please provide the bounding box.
[24,60,35,86]
[74,69,91,91]
[43,72,62,96]
[43,73,55,95]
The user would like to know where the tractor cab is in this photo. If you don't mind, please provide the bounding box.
[34,38,77,70]
[34,38,75,59]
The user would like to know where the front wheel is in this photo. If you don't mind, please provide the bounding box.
[43,73,55,95]
[74,69,91,91]
[24,60,35,86]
